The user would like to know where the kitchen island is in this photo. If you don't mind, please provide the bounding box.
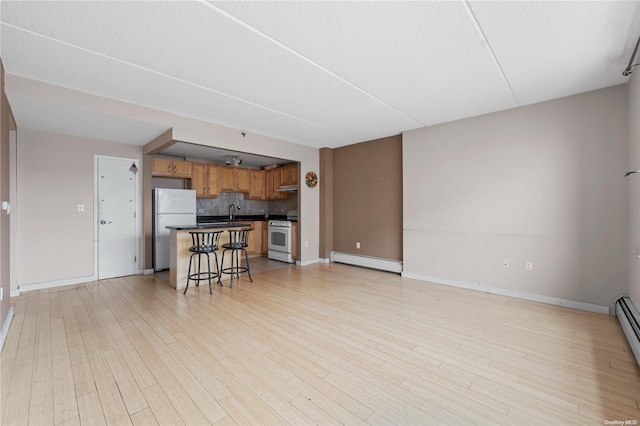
[166,222,252,291]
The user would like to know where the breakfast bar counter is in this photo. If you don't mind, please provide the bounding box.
[166,223,251,291]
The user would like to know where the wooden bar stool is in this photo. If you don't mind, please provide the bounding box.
[184,230,223,294]
[219,229,253,288]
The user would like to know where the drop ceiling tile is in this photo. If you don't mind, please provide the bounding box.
[469,1,640,105]
[2,1,419,142]
[214,1,519,126]
[3,1,639,148]
[1,25,352,148]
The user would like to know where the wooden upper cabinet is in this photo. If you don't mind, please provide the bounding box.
[249,170,265,200]
[265,169,274,200]
[280,164,298,186]
[270,168,289,200]
[152,158,192,178]
[192,163,220,198]
[173,160,192,178]
[152,158,173,176]
[192,163,208,198]
[235,168,250,193]
[220,167,250,193]
[207,165,220,198]
[220,167,235,192]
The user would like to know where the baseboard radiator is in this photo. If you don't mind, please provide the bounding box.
[330,251,402,273]
[615,295,640,367]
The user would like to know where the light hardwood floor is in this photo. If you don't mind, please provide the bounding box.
[2,263,639,425]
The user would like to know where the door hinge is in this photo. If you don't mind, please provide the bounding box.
[134,256,137,262]
[134,212,136,218]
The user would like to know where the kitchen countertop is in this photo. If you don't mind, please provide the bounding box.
[196,215,289,223]
[165,222,251,231]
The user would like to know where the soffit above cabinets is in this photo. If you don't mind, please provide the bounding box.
[159,142,291,169]
[1,1,638,148]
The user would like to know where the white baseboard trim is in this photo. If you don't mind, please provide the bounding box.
[331,251,403,274]
[318,258,330,264]
[10,288,20,298]
[401,272,610,315]
[1,307,14,353]
[142,269,154,275]
[19,275,96,294]
[297,258,321,266]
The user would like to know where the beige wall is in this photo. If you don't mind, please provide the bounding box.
[16,129,142,286]
[629,71,640,304]
[333,136,402,260]
[403,86,629,308]
[0,60,11,332]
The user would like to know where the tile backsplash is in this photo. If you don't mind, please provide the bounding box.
[196,192,297,217]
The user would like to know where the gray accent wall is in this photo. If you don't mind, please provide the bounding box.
[403,85,629,308]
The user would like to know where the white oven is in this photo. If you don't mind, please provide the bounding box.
[268,220,294,263]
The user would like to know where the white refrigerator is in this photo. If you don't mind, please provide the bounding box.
[153,188,197,271]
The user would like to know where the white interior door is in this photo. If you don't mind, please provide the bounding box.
[98,157,137,279]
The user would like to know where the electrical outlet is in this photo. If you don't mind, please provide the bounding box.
[77,203,85,213]
[356,242,361,249]
[198,208,205,213]
[525,261,533,271]
[0,287,3,301]
[304,241,309,248]
[502,259,510,268]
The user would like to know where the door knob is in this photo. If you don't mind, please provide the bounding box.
[100,220,112,225]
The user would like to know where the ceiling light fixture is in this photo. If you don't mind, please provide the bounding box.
[224,155,243,166]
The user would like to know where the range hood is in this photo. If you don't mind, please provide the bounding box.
[277,184,298,192]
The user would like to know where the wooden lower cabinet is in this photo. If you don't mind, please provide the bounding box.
[292,222,298,261]
[249,222,263,256]
[262,225,268,254]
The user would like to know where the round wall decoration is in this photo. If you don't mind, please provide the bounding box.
[305,171,318,188]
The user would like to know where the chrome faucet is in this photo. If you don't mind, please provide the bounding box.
[229,203,237,220]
